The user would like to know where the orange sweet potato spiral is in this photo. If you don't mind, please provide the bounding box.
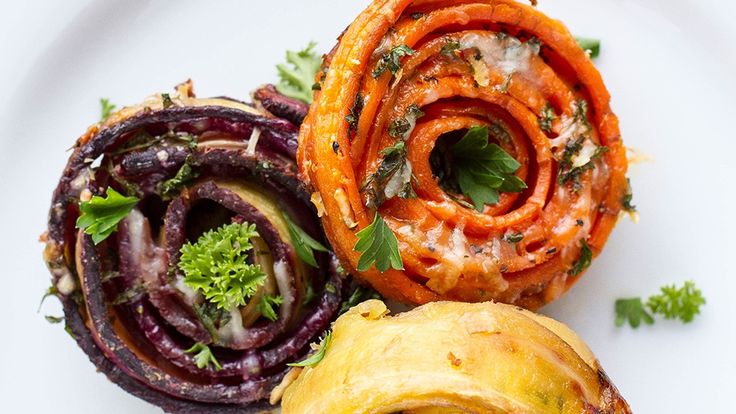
[299,0,629,308]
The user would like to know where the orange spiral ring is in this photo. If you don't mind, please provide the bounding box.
[299,0,628,308]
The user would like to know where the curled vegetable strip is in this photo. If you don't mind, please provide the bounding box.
[43,81,343,413]
[282,300,632,413]
[298,0,629,308]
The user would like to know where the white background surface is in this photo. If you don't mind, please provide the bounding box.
[1,0,735,412]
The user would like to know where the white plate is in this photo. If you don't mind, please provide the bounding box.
[1,1,734,412]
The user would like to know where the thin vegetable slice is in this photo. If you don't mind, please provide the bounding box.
[298,0,630,308]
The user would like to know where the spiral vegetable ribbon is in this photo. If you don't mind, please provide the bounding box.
[44,82,341,413]
[282,300,632,413]
[299,0,628,308]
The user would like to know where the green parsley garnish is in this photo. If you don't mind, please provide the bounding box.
[622,178,636,212]
[161,93,174,108]
[647,281,706,323]
[345,93,364,139]
[38,286,58,312]
[440,40,461,56]
[76,187,139,244]
[256,294,284,322]
[615,298,654,328]
[538,104,556,132]
[288,330,332,367]
[179,222,266,310]
[45,315,65,324]
[276,42,322,104]
[616,281,705,328]
[361,141,415,209]
[569,239,592,276]
[283,213,329,268]
[372,44,415,78]
[449,126,527,211]
[354,213,404,273]
[100,98,116,121]
[575,37,601,58]
[161,157,199,198]
[184,342,222,370]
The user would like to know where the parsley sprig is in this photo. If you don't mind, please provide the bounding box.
[179,222,266,310]
[283,213,329,268]
[615,281,706,328]
[276,42,322,104]
[354,213,403,273]
[100,98,116,121]
[449,126,527,211]
[256,294,284,322]
[184,342,222,370]
[288,330,332,367]
[575,37,601,58]
[76,187,139,244]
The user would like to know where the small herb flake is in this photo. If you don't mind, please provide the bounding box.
[256,294,284,322]
[440,40,461,56]
[569,239,592,276]
[539,104,556,132]
[502,232,524,244]
[283,213,329,268]
[161,157,199,198]
[372,44,415,78]
[345,93,364,139]
[45,315,65,324]
[161,93,174,108]
[184,342,222,370]
[288,331,332,367]
[354,213,404,273]
[100,98,116,121]
[576,37,601,58]
[76,187,139,244]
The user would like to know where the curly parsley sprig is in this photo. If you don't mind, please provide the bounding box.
[179,222,266,310]
[276,42,322,104]
[615,281,705,328]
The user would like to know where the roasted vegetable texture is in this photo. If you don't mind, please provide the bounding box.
[298,0,629,308]
[43,81,343,413]
[281,300,631,413]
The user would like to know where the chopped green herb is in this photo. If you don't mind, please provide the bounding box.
[354,213,404,273]
[325,282,337,295]
[184,342,222,370]
[161,93,174,108]
[179,222,266,310]
[76,187,139,244]
[45,315,64,324]
[100,98,116,121]
[388,104,424,139]
[615,298,654,328]
[345,93,364,139]
[410,12,424,19]
[575,37,601,58]
[276,42,322,104]
[502,232,524,244]
[538,104,556,132]
[449,126,527,211]
[569,239,592,276]
[573,100,590,128]
[256,294,284,322]
[288,331,332,367]
[372,44,415,78]
[647,281,706,323]
[283,213,329,268]
[440,40,461,56]
[622,178,636,212]
[361,140,415,208]
[38,286,58,312]
[558,144,608,188]
[161,157,199,198]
